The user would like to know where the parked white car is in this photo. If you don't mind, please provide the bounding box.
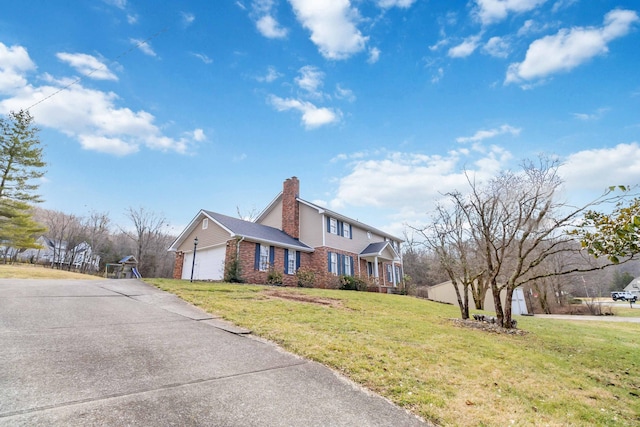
[611,291,638,302]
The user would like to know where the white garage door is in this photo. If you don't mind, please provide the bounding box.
[181,246,226,281]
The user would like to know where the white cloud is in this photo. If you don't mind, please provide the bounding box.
[288,0,368,60]
[448,34,482,58]
[429,38,449,52]
[572,107,609,121]
[0,44,200,156]
[335,84,356,102]
[431,67,444,83]
[551,0,578,13]
[251,0,288,39]
[192,53,213,64]
[327,148,512,229]
[191,128,207,142]
[483,36,510,58]
[78,134,138,156]
[506,9,639,85]
[0,43,36,93]
[181,12,195,26]
[130,38,157,57]
[257,66,281,83]
[256,14,288,38]
[560,142,640,193]
[456,124,521,143]
[295,65,324,97]
[103,0,127,9]
[268,95,341,129]
[516,19,552,37]
[474,0,548,25]
[377,0,416,8]
[368,47,381,64]
[328,143,640,236]
[56,52,118,81]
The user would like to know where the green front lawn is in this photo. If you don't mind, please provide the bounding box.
[145,279,640,427]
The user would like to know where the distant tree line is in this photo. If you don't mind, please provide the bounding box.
[27,206,177,278]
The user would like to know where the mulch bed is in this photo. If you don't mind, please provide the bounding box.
[450,318,528,335]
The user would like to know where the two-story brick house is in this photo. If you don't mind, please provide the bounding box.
[169,177,403,290]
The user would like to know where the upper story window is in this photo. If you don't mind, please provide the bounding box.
[329,217,338,234]
[342,223,351,239]
[327,216,352,239]
[202,218,208,229]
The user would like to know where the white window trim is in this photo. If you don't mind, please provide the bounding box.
[342,223,351,239]
[259,245,270,272]
[329,218,338,235]
[287,250,297,275]
[330,252,338,275]
[202,218,208,229]
[344,256,351,276]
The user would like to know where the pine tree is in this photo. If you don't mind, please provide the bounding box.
[0,110,47,256]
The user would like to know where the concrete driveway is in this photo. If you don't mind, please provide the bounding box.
[0,279,426,426]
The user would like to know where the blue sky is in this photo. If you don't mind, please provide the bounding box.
[0,0,638,238]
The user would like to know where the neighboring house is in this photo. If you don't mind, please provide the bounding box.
[17,236,101,272]
[427,281,529,316]
[624,277,640,297]
[168,177,404,290]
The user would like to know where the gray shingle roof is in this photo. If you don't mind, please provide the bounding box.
[205,210,312,251]
[360,242,390,256]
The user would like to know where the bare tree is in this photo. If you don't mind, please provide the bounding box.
[421,158,634,328]
[123,207,174,277]
[81,211,111,273]
[39,209,81,268]
[413,202,489,319]
[402,231,448,287]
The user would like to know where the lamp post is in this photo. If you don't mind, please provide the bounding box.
[190,236,198,282]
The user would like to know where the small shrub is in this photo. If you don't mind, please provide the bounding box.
[266,266,283,286]
[339,275,369,291]
[296,267,316,288]
[224,256,243,283]
[314,272,340,289]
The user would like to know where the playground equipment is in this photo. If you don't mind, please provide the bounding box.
[105,255,141,279]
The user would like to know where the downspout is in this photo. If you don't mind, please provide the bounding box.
[236,236,245,258]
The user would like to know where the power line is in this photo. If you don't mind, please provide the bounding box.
[27,27,169,111]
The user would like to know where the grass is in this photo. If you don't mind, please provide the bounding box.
[145,279,640,427]
[0,263,101,280]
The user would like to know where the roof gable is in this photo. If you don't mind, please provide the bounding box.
[169,210,312,252]
[360,241,400,260]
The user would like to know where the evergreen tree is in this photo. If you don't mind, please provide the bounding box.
[0,110,47,255]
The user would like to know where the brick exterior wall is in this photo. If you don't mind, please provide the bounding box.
[282,177,300,239]
[173,251,184,279]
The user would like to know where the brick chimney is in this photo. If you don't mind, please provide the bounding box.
[282,177,300,239]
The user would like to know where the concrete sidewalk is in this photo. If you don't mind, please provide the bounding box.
[0,279,426,426]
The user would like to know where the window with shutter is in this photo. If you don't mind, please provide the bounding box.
[259,245,270,271]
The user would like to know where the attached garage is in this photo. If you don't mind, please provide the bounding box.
[181,244,226,281]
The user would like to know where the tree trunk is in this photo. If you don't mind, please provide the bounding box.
[491,279,504,327]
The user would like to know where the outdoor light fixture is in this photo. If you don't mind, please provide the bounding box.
[190,236,199,282]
